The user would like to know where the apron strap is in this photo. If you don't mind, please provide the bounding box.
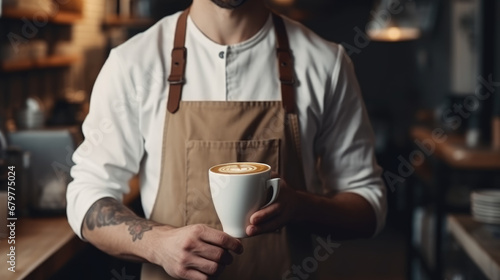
[272,13,296,114]
[167,8,189,113]
[167,9,297,114]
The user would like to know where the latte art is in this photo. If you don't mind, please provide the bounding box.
[210,162,269,175]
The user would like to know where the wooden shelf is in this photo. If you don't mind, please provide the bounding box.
[411,126,500,169]
[103,15,154,28]
[1,55,80,72]
[447,214,500,280]
[1,7,82,24]
[51,11,83,24]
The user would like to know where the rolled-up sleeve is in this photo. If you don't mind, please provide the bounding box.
[317,46,387,236]
[66,50,144,239]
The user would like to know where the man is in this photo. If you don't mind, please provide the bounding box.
[66,0,387,279]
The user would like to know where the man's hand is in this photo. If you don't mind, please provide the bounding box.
[245,175,377,239]
[82,198,243,280]
[246,176,301,236]
[152,224,243,280]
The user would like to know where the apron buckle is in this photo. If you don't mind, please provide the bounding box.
[168,77,185,85]
[168,47,187,85]
[277,48,295,85]
[171,47,187,60]
[280,77,295,85]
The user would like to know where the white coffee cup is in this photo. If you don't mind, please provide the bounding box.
[208,162,280,238]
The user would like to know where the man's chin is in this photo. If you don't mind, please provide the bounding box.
[211,0,248,9]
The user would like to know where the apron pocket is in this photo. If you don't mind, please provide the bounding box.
[184,139,280,227]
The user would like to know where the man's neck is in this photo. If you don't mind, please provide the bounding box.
[190,0,270,45]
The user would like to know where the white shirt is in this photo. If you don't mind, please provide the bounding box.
[67,12,387,239]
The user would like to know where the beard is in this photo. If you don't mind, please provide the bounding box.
[210,0,248,9]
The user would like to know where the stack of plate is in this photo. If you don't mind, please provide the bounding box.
[471,190,500,225]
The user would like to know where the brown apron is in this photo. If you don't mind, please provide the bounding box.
[141,8,314,280]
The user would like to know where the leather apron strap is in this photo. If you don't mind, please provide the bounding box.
[167,8,189,113]
[166,9,297,114]
[272,13,296,114]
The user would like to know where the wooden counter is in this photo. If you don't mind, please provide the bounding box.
[0,217,86,280]
[0,177,140,279]
[411,126,500,169]
[409,127,500,279]
[447,214,500,280]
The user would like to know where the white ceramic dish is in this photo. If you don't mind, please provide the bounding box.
[472,208,500,218]
[472,190,500,204]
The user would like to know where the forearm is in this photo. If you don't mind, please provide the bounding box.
[82,197,244,279]
[82,197,171,263]
[294,191,376,239]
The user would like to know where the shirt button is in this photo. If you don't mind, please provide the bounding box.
[219,51,225,59]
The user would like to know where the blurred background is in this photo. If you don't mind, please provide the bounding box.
[0,0,500,279]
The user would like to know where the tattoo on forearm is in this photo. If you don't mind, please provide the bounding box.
[85,197,159,242]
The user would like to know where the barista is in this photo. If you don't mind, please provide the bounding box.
[66,0,387,279]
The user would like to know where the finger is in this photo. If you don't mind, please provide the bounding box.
[246,218,285,236]
[194,245,234,265]
[176,267,211,280]
[199,228,244,254]
[250,202,281,225]
[185,257,224,277]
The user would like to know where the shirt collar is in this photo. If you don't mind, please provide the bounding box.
[186,14,273,52]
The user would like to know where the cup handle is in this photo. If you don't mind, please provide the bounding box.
[261,178,280,209]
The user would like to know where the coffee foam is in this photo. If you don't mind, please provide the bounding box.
[211,163,269,175]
